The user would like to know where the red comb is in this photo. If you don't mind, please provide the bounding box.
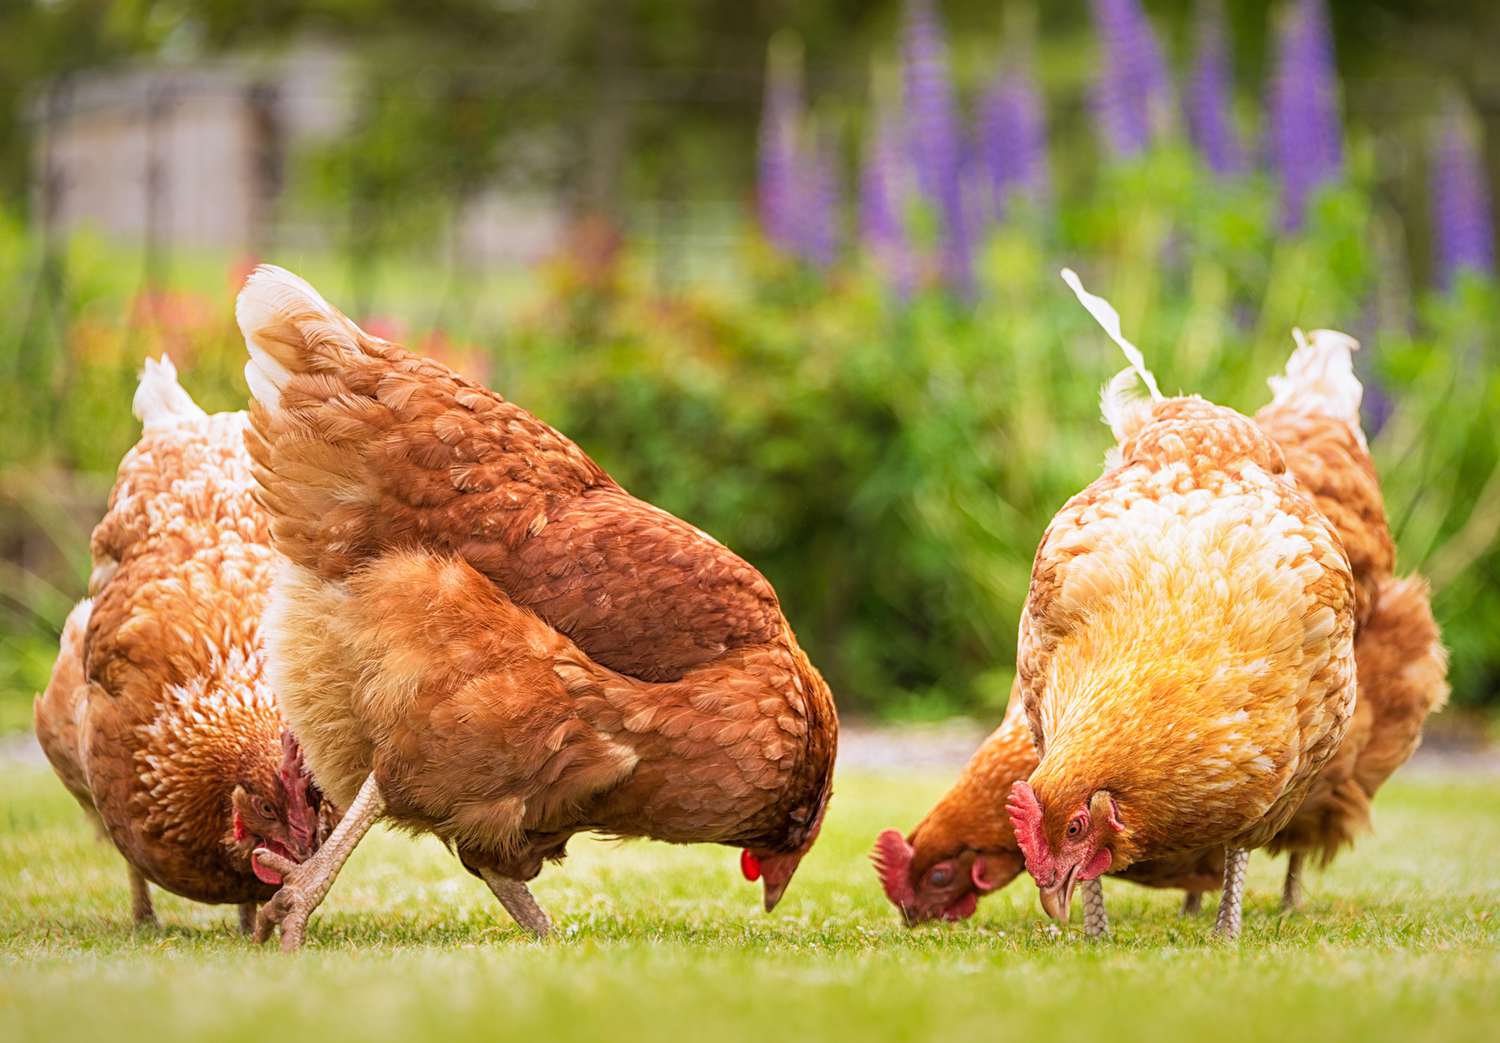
[1006,781,1050,878]
[740,849,762,882]
[870,829,916,907]
[279,731,322,852]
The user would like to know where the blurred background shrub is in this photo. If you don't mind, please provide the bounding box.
[0,0,1497,731]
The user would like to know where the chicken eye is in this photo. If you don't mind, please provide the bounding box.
[927,864,954,887]
[253,796,276,819]
[1066,815,1087,839]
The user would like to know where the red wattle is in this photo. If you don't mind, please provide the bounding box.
[740,849,762,882]
[1081,846,1113,881]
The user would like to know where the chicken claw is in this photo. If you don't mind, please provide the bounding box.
[479,868,553,940]
[254,772,386,953]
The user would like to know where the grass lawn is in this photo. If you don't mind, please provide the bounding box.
[1,761,1496,1043]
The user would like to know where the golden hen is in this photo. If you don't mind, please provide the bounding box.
[33,358,326,930]
[1004,271,1357,941]
[235,266,838,951]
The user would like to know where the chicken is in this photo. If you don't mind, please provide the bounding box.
[876,331,1447,929]
[872,683,1222,925]
[235,266,838,951]
[1255,332,1449,909]
[1004,270,1357,941]
[32,357,326,931]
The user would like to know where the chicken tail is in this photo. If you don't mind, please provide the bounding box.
[236,265,364,413]
[234,265,402,574]
[1350,574,1450,798]
[133,355,206,430]
[33,599,98,816]
[1059,268,1165,445]
[1266,328,1364,442]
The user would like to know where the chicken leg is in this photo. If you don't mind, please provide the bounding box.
[1181,891,1203,916]
[1082,877,1109,938]
[1281,852,1303,912]
[1214,847,1249,940]
[478,868,552,939]
[253,772,386,953]
[238,902,257,935]
[129,865,157,928]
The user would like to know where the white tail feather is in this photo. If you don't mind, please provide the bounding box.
[1268,328,1365,444]
[1061,268,1163,403]
[1100,366,1155,445]
[235,264,343,413]
[132,356,205,429]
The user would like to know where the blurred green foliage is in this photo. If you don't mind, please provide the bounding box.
[1,146,1496,727]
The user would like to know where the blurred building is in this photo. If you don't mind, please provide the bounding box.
[30,42,562,262]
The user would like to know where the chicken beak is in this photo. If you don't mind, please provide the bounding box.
[762,877,791,913]
[1038,865,1078,922]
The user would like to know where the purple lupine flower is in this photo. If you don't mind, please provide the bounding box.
[1187,0,1243,176]
[1269,0,1343,231]
[796,130,841,270]
[1090,0,1171,158]
[1433,104,1496,287]
[757,46,802,253]
[976,64,1049,219]
[1361,380,1393,439]
[861,112,915,293]
[901,0,972,293]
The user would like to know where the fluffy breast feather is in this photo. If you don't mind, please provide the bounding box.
[1019,398,1356,857]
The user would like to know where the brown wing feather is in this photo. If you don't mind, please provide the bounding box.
[243,281,782,682]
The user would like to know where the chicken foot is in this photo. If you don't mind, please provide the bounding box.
[1281,852,1303,912]
[253,772,386,953]
[1082,877,1109,938]
[478,868,552,940]
[1214,847,1249,940]
[1181,891,1203,916]
[129,865,157,928]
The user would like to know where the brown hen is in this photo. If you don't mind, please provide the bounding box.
[33,358,325,930]
[235,266,838,951]
[1256,331,1448,909]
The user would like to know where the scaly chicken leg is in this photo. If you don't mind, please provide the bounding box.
[1081,877,1109,938]
[129,866,157,928]
[238,902,257,935]
[254,772,386,952]
[1214,847,1249,940]
[478,869,552,939]
[1181,891,1203,916]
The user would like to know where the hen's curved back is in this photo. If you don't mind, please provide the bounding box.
[236,265,787,683]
